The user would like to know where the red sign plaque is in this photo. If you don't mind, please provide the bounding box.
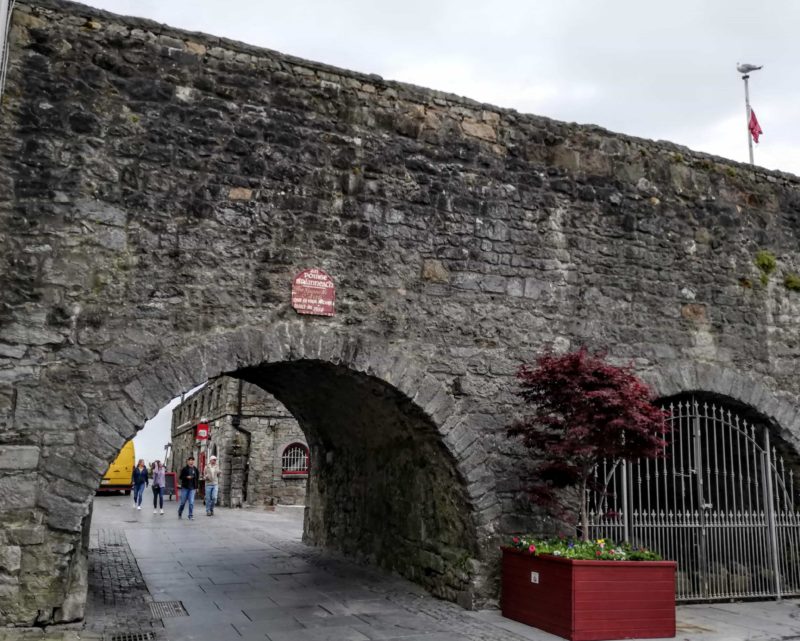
[291,268,335,316]
[195,423,209,441]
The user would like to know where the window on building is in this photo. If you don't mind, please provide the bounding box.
[281,443,309,477]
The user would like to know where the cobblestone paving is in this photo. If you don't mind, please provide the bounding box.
[84,528,162,639]
[0,524,160,641]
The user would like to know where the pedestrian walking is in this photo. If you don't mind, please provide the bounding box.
[131,459,148,510]
[177,456,199,520]
[204,455,220,516]
[151,460,166,514]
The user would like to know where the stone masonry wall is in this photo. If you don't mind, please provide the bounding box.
[1,0,800,626]
[238,380,307,507]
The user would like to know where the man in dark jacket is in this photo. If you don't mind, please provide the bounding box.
[177,456,200,520]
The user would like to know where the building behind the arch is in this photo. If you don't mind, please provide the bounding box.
[170,377,308,508]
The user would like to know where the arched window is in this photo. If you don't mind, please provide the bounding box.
[281,443,309,477]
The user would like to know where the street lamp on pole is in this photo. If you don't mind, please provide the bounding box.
[737,62,763,165]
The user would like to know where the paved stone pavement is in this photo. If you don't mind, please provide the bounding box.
[6,495,800,641]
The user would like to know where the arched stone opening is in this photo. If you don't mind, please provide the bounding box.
[657,390,800,471]
[1,325,492,625]
[620,364,800,600]
[237,360,477,600]
[641,361,800,458]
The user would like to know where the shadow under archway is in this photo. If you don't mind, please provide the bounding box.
[237,359,478,604]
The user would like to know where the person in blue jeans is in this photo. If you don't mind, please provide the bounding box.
[151,460,166,515]
[177,456,199,520]
[203,455,220,516]
[131,459,148,510]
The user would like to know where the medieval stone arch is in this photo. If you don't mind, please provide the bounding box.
[9,322,493,625]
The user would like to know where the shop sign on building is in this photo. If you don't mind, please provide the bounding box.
[291,268,335,316]
[195,422,209,441]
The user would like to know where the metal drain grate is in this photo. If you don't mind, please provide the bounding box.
[109,633,156,641]
[149,600,188,618]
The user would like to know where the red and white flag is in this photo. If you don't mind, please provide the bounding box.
[749,109,763,143]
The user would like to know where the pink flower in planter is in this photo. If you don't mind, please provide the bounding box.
[513,537,520,544]
[529,544,536,553]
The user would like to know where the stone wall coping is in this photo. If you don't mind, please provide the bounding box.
[17,0,800,186]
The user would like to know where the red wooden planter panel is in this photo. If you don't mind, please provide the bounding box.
[501,549,676,641]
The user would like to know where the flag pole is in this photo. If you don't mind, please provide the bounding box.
[742,74,753,165]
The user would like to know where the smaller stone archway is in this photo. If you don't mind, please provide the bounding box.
[589,362,800,601]
[4,323,495,625]
[640,362,800,452]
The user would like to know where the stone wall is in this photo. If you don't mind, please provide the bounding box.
[169,376,307,507]
[1,0,800,626]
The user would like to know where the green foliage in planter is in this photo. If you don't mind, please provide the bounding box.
[508,536,662,561]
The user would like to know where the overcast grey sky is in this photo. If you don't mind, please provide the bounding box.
[108,0,797,462]
[132,396,178,465]
[82,0,799,175]
[132,383,203,466]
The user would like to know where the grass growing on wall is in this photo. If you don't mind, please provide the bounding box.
[755,250,777,286]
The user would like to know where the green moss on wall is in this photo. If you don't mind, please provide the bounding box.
[755,250,777,286]
[784,273,800,291]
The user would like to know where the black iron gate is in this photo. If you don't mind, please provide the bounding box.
[588,397,800,601]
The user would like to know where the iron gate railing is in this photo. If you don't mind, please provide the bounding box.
[588,398,800,601]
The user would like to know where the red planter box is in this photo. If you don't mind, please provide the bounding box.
[501,548,676,641]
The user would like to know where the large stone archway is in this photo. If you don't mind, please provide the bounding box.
[2,0,800,627]
[2,323,494,625]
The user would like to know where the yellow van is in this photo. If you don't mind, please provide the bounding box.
[98,440,135,494]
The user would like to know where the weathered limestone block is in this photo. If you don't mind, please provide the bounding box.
[0,446,39,470]
[0,474,38,510]
[0,546,21,574]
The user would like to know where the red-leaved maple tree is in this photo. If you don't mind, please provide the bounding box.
[509,347,668,541]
